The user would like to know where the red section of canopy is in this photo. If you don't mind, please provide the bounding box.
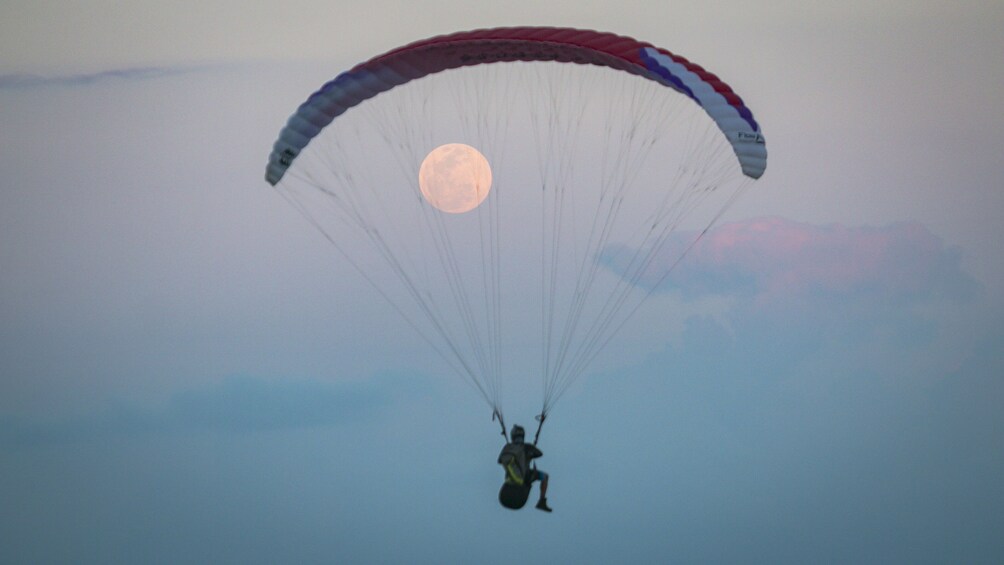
[351,27,743,107]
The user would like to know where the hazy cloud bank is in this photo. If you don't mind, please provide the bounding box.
[0,373,423,448]
[633,217,978,305]
[0,66,197,89]
[603,217,990,385]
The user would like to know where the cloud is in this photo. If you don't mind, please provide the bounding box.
[0,66,193,89]
[0,373,420,448]
[167,374,391,433]
[601,217,988,384]
[616,217,979,308]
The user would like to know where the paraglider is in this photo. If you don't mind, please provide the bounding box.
[264,27,767,509]
[498,424,551,512]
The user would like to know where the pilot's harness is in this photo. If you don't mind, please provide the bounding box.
[494,409,548,481]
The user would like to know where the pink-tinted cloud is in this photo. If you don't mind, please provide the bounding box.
[633,217,977,306]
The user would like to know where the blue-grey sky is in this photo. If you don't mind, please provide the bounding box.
[2,1,1003,563]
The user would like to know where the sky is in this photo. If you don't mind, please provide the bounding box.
[1,1,1003,563]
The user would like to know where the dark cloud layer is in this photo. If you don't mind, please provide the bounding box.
[0,67,191,89]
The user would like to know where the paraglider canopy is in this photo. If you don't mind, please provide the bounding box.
[265,27,767,426]
[267,27,765,186]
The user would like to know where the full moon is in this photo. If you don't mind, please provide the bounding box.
[418,143,492,214]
